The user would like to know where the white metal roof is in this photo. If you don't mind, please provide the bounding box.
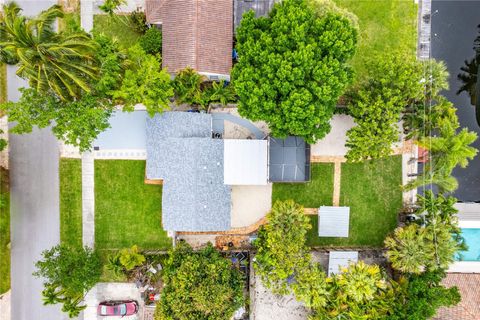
[224,139,268,185]
[328,251,358,276]
[318,206,350,237]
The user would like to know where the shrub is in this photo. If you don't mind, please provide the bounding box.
[119,245,146,271]
[139,27,162,55]
[172,67,205,106]
[129,9,148,34]
[155,242,244,320]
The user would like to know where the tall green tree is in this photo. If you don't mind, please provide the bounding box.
[254,200,312,295]
[232,0,357,143]
[34,245,101,318]
[405,123,478,192]
[155,242,244,320]
[0,2,99,100]
[390,270,461,320]
[1,88,112,152]
[345,53,424,162]
[113,45,173,116]
[312,262,399,320]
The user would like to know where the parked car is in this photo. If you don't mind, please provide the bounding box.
[97,300,139,317]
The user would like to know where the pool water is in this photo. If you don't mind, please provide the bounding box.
[456,228,480,261]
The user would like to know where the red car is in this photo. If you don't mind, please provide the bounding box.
[97,300,139,317]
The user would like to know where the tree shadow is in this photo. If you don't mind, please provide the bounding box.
[457,24,480,127]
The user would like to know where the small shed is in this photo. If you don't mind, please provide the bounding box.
[318,206,350,237]
[224,139,268,185]
[328,251,358,276]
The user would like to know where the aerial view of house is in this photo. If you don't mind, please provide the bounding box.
[0,0,479,319]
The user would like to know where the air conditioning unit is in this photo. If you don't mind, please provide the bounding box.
[212,132,223,139]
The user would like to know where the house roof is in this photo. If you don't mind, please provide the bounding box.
[146,0,233,76]
[224,139,268,185]
[269,136,311,182]
[318,206,350,237]
[146,112,231,232]
[328,251,358,276]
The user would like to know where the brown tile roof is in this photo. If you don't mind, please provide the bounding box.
[433,273,480,320]
[145,0,233,76]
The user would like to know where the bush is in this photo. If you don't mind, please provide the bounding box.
[129,9,148,34]
[119,245,146,271]
[155,242,244,320]
[139,27,162,55]
[172,67,205,106]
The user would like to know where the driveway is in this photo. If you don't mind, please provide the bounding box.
[8,1,65,320]
[431,0,480,201]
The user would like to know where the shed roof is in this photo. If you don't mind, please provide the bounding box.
[146,0,233,76]
[318,206,350,237]
[328,251,358,276]
[224,139,268,185]
[146,112,231,232]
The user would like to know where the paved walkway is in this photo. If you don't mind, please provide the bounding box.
[418,0,432,60]
[80,0,93,32]
[81,152,95,248]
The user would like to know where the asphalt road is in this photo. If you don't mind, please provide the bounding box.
[8,1,66,320]
[431,0,480,201]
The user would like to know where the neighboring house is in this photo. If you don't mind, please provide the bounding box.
[145,0,233,80]
[145,112,310,232]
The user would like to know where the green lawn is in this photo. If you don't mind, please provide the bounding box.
[60,159,83,248]
[93,15,142,49]
[0,63,6,106]
[334,0,417,83]
[306,156,403,247]
[272,163,334,207]
[0,168,10,294]
[95,160,172,251]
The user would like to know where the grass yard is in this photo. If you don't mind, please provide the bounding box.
[0,63,6,106]
[93,15,142,49]
[334,0,417,83]
[60,159,83,248]
[95,160,172,252]
[272,163,334,207]
[306,156,403,247]
[0,168,10,294]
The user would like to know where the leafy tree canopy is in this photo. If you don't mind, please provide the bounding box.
[254,200,312,295]
[155,242,244,320]
[345,53,424,161]
[391,270,461,320]
[1,88,112,152]
[232,0,357,143]
[113,44,173,116]
[0,2,99,101]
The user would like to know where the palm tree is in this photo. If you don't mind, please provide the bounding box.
[385,224,428,274]
[0,2,99,100]
[41,284,65,305]
[457,57,479,106]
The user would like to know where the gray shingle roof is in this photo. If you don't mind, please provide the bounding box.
[146,112,231,232]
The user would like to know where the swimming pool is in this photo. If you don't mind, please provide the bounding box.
[456,228,480,261]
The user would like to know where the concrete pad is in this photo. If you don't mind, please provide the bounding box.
[0,291,10,320]
[231,185,272,228]
[311,114,355,157]
[83,283,143,320]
